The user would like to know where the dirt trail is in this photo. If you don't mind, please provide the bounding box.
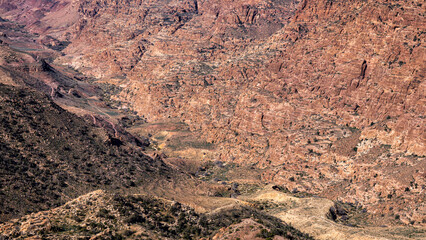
[240,188,425,240]
[127,120,425,240]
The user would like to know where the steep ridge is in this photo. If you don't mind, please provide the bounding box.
[0,84,169,222]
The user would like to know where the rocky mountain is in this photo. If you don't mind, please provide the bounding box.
[0,0,425,239]
[27,0,423,226]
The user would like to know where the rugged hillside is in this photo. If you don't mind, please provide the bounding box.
[0,84,169,222]
[53,0,299,82]
[0,0,424,233]
[44,0,424,225]
[0,190,313,240]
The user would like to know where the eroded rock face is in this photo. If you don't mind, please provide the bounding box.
[1,0,425,225]
[56,0,298,79]
[96,0,423,224]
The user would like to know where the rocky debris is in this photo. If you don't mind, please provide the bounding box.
[0,190,313,240]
